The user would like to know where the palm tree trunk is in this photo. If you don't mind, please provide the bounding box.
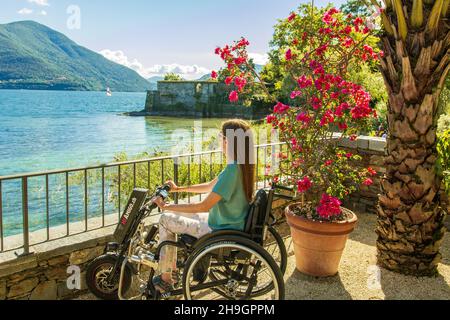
[377,91,447,276]
[377,1,449,276]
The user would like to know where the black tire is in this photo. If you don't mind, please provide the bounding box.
[85,254,132,300]
[207,227,287,298]
[182,235,285,300]
[264,226,288,275]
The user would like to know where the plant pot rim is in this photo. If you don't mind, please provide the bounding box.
[285,202,358,225]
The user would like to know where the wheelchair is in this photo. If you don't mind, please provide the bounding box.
[85,183,292,300]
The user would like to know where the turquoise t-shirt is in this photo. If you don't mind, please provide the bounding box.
[208,164,250,231]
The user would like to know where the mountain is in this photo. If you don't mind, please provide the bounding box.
[195,64,265,81]
[147,76,164,83]
[147,76,164,90]
[197,74,212,81]
[0,21,150,92]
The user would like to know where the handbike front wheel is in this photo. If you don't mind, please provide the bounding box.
[182,236,285,300]
[85,254,132,300]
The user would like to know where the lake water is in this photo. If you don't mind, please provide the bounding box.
[0,90,223,176]
[0,90,223,239]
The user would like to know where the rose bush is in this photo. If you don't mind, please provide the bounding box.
[214,8,382,221]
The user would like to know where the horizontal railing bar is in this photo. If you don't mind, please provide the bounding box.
[0,141,287,254]
[0,143,285,181]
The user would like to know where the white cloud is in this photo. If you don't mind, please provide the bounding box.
[248,53,269,65]
[99,49,211,80]
[28,0,50,6]
[18,8,33,15]
[39,10,47,16]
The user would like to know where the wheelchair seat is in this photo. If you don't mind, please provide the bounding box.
[179,189,270,247]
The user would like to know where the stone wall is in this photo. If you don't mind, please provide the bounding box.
[339,136,387,214]
[0,196,290,300]
[1,136,448,300]
[136,81,269,119]
[0,233,112,300]
[157,81,216,107]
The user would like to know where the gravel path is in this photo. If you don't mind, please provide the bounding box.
[75,212,450,300]
[285,212,450,300]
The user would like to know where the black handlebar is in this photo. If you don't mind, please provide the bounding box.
[154,184,172,198]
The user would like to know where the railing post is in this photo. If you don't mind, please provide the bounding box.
[173,158,179,204]
[21,177,30,256]
[0,180,3,252]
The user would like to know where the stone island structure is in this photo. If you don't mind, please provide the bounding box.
[129,80,269,119]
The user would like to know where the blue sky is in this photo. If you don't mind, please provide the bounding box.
[1,0,346,79]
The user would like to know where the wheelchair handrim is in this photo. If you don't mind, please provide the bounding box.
[184,242,281,300]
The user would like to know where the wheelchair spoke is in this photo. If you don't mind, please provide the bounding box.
[183,240,283,300]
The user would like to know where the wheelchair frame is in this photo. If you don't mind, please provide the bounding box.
[88,183,293,300]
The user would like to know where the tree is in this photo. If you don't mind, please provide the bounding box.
[163,73,184,81]
[375,0,449,276]
[341,0,373,17]
[215,8,379,219]
[260,3,385,134]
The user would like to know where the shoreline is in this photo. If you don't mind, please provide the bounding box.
[0,88,147,94]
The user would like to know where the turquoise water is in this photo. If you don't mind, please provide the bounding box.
[0,90,222,176]
[0,90,223,238]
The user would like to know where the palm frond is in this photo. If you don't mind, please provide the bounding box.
[426,0,444,32]
[393,0,408,41]
[442,0,449,16]
[411,0,424,28]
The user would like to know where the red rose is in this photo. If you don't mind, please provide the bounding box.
[297,176,312,193]
[229,91,239,102]
[296,112,311,125]
[288,12,296,22]
[234,57,246,65]
[273,102,290,114]
[368,167,377,176]
[234,76,247,91]
[290,91,302,99]
[211,71,218,79]
[285,49,293,60]
[363,178,373,186]
[317,194,342,219]
[225,76,233,86]
[338,122,348,130]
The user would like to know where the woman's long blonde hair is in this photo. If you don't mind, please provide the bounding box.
[221,119,256,202]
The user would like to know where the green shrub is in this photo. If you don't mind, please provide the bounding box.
[437,129,450,194]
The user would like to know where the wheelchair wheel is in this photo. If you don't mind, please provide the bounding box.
[263,226,287,275]
[182,236,285,300]
[207,226,287,298]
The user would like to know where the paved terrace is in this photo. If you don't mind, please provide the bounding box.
[76,211,450,300]
[1,136,449,300]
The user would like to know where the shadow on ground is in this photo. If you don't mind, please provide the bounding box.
[283,211,450,300]
[285,270,352,300]
[76,211,450,300]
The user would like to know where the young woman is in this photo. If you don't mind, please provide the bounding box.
[152,119,256,292]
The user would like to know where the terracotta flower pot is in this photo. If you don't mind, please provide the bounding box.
[285,203,358,277]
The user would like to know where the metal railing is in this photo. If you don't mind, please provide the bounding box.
[0,142,285,256]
